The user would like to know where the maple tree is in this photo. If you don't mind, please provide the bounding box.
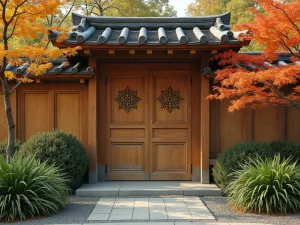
[209,0,300,112]
[0,0,80,162]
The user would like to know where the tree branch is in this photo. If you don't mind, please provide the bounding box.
[9,72,29,94]
[270,2,300,34]
[58,0,76,27]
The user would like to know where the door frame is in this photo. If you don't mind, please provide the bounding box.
[97,62,201,181]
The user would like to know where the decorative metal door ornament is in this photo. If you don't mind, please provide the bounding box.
[157,86,184,113]
[115,86,141,113]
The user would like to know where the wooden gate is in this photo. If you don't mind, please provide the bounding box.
[106,65,192,180]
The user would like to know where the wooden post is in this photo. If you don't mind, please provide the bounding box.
[88,57,98,184]
[200,58,210,184]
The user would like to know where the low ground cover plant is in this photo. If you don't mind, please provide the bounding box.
[213,141,300,192]
[0,155,69,221]
[19,130,89,190]
[227,155,300,214]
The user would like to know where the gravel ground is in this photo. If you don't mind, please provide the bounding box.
[2,196,99,225]
[2,196,300,224]
[202,196,300,225]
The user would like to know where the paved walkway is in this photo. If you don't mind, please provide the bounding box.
[76,181,222,197]
[57,223,271,225]
[88,197,214,221]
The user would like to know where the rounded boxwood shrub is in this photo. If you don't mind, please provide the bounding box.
[0,140,23,157]
[19,131,89,190]
[212,141,272,192]
[0,154,69,221]
[269,141,300,163]
[227,155,300,214]
[213,141,300,192]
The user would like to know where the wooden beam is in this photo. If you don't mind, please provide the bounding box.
[200,58,210,184]
[36,79,41,84]
[129,50,135,55]
[211,49,218,54]
[147,50,153,55]
[167,50,174,55]
[84,49,91,55]
[189,49,196,55]
[54,41,250,50]
[80,79,85,84]
[108,50,115,55]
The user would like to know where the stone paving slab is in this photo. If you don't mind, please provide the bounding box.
[87,197,215,222]
[81,223,272,225]
[76,181,222,197]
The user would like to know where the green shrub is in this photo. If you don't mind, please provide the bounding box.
[0,154,69,221]
[227,155,300,214]
[0,140,23,157]
[269,141,300,164]
[19,131,89,190]
[212,141,272,191]
[213,141,300,192]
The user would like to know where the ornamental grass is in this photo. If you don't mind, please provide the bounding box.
[0,155,69,221]
[226,155,300,214]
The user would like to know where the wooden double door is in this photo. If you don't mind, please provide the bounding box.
[106,67,191,180]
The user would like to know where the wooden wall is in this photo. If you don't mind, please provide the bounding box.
[0,84,88,146]
[210,99,300,159]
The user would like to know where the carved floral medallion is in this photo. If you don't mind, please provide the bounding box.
[157,86,183,113]
[115,86,141,113]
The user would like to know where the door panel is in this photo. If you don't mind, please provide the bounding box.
[150,70,191,180]
[107,70,149,180]
[106,68,191,180]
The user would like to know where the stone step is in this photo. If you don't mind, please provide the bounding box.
[76,181,222,197]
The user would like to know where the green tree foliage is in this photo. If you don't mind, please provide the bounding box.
[187,0,260,51]
[76,0,176,17]
[187,0,254,26]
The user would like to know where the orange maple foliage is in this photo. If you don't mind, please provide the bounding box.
[209,0,300,112]
[0,0,79,82]
[0,0,79,160]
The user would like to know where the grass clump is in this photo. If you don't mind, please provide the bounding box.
[0,155,69,221]
[227,155,300,214]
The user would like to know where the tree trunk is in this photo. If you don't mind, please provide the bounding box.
[0,76,15,162]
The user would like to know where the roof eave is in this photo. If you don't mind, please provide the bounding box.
[52,40,250,50]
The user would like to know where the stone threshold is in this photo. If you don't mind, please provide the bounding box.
[76,181,222,197]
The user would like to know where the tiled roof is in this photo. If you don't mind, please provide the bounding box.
[48,12,248,46]
[204,54,300,78]
[5,58,94,76]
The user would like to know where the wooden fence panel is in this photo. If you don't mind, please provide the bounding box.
[55,92,81,138]
[286,107,300,143]
[210,102,300,159]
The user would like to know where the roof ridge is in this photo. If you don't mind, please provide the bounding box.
[71,12,231,29]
